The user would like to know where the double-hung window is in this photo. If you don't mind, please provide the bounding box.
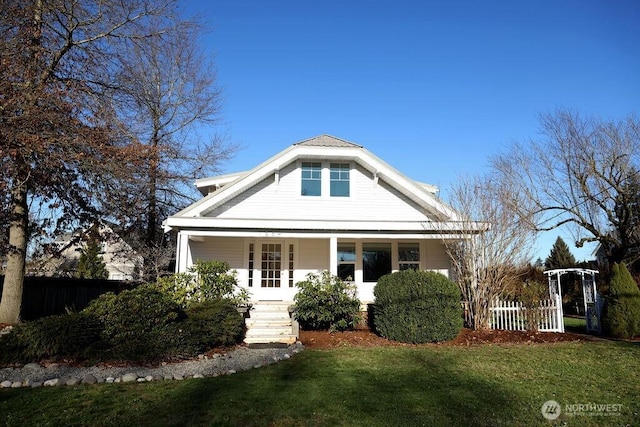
[398,243,420,270]
[330,163,350,197]
[301,162,322,196]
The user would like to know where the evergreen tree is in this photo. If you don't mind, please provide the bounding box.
[76,240,109,280]
[602,263,640,338]
[544,237,577,269]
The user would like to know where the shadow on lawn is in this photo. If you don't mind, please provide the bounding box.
[111,349,519,427]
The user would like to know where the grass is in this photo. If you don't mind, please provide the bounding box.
[1,341,639,426]
[564,316,587,333]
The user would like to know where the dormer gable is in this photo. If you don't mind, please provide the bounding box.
[171,135,459,222]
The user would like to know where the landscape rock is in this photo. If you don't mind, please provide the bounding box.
[0,343,304,389]
[122,373,138,383]
[66,378,80,386]
[82,374,98,385]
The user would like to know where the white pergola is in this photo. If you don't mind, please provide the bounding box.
[543,268,601,333]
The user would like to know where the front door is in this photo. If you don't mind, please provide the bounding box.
[251,241,296,301]
[260,242,282,290]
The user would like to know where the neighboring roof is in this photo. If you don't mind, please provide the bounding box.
[166,134,462,228]
[293,134,363,148]
[195,171,245,196]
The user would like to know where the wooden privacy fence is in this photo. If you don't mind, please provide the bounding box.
[0,276,139,321]
[489,294,564,333]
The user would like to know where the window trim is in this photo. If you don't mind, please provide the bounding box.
[330,162,350,197]
[301,161,322,196]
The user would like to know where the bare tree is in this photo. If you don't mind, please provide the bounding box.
[107,19,236,280]
[445,174,538,329]
[0,0,180,324]
[492,110,640,269]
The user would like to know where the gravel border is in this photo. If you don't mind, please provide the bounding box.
[0,342,304,389]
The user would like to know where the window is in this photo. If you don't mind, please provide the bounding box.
[330,163,350,197]
[337,242,356,281]
[301,162,322,196]
[398,243,420,270]
[248,243,254,287]
[289,243,294,287]
[363,242,391,282]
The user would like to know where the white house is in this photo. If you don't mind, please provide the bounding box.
[164,135,478,306]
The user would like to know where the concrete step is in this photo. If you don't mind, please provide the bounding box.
[245,319,292,327]
[244,335,297,345]
[244,301,297,345]
[251,302,292,312]
[246,326,293,336]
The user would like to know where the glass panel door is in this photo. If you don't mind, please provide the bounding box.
[261,243,282,288]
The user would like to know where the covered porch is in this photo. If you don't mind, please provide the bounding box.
[175,230,454,304]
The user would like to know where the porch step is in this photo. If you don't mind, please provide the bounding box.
[244,301,297,345]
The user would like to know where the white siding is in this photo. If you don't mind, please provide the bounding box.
[189,237,244,269]
[296,239,329,279]
[205,162,437,222]
[424,240,451,277]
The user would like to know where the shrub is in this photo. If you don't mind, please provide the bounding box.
[602,263,640,339]
[0,312,104,364]
[83,284,184,361]
[293,271,362,332]
[513,279,549,332]
[176,299,245,354]
[156,260,250,308]
[373,270,462,343]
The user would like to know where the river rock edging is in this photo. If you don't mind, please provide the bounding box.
[0,342,304,389]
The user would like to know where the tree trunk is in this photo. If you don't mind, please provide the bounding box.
[0,178,29,324]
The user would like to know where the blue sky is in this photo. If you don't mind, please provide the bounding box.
[184,1,640,262]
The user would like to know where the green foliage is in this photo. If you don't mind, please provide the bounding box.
[602,263,640,339]
[83,284,184,361]
[293,271,362,332]
[0,312,104,364]
[176,299,245,353]
[156,260,249,308]
[76,239,109,279]
[544,236,576,269]
[513,279,549,332]
[373,270,462,343]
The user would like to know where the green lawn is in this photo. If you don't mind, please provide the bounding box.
[1,341,638,426]
[564,316,587,333]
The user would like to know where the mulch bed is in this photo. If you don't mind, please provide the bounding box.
[299,327,601,349]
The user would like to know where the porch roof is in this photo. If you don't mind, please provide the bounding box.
[166,217,487,239]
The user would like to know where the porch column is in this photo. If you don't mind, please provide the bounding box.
[176,232,191,273]
[329,236,338,275]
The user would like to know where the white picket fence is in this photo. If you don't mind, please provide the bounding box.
[489,294,564,333]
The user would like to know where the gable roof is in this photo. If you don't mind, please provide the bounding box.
[167,135,462,226]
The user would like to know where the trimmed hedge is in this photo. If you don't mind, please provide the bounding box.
[0,312,104,364]
[602,263,640,339]
[373,270,462,343]
[1,282,248,365]
[176,299,246,353]
[82,284,185,361]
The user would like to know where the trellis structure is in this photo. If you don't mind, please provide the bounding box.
[543,268,602,333]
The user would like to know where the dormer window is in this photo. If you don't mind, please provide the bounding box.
[301,162,321,196]
[330,163,350,197]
